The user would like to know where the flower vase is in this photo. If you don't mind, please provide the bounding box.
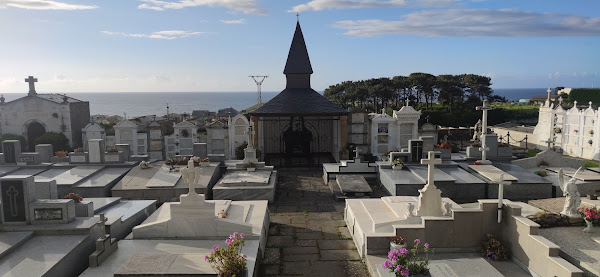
[583,219,594,233]
[390,242,406,252]
[247,168,256,172]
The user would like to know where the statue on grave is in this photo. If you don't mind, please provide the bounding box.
[181,159,201,195]
[559,167,582,218]
[472,119,482,142]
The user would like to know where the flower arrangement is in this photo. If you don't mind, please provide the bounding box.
[139,161,151,169]
[471,142,481,147]
[498,142,510,147]
[55,150,68,157]
[590,130,595,135]
[480,234,510,261]
[578,205,600,224]
[165,157,188,166]
[378,127,389,134]
[205,232,247,277]
[537,160,550,167]
[107,147,119,153]
[201,157,210,162]
[534,170,548,177]
[382,239,431,276]
[64,193,82,203]
[554,127,562,134]
[181,129,189,138]
[434,142,452,150]
[391,236,404,245]
[472,161,483,165]
[392,158,404,168]
[73,147,84,153]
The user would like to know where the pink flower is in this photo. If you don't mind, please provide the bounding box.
[414,239,420,244]
[399,248,408,255]
[204,255,209,261]
[382,260,392,269]
[395,265,402,272]
[401,267,410,276]
[388,251,395,259]
[424,243,430,249]
[240,233,245,238]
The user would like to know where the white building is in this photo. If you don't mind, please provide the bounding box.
[0,76,90,150]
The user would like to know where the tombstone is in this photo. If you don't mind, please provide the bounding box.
[35,180,58,200]
[148,122,164,160]
[0,153,4,164]
[242,127,258,164]
[115,144,131,161]
[0,175,36,224]
[19,152,41,165]
[82,123,106,151]
[416,151,444,217]
[88,139,106,163]
[420,136,435,154]
[193,143,207,158]
[2,140,22,164]
[408,139,423,163]
[35,144,54,163]
[29,199,76,224]
[389,151,410,164]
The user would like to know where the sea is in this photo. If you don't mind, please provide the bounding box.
[1,88,546,117]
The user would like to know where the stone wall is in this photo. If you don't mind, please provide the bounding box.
[69,101,91,148]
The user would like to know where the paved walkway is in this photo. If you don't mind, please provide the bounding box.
[259,169,370,276]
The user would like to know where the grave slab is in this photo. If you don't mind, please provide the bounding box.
[546,167,600,181]
[145,166,182,188]
[336,175,372,196]
[468,165,518,182]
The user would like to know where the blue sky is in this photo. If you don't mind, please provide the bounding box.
[0,0,599,93]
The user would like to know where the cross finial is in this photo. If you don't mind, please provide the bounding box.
[25,76,38,95]
[296,13,300,22]
[405,98,409,107]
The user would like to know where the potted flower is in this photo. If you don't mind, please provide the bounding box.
[139,161,151,169]
[205,232,247,277]
[200,157,211,166]
[480,234,510,261]
[165,158,174,165]
[244,162,256,172]
[107,147,119,153]
[390,236,405,252]
[471,142,481,148]
[434,142,452,159]
[382,239,431,276]
[392,158,404,170]
[74,147,84,153]
[472,161,483,165]
[181,129,189,138]
[55,150,68,158]
[64,192,83,203]
[578,205,600,232]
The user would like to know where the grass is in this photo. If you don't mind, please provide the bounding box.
[586,161,600,168]
[303,210,309,216]
[528,149,542,157]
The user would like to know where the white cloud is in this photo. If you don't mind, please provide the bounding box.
[101,30,204,40]
[290,0,455,12]
[138,0,266,15]
[0,0,97,10]
[220,18,246,24]
[334,9,600,37]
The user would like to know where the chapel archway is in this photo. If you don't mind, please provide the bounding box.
[26,122,46,151]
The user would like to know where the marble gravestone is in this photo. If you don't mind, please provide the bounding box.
[2,140,22,164]
[0,175,36,224]
[420,136,435,155]
[35,144,54,163]
[115,144,131,161]
[409,139,423,163]
[88,139,106,163]
[193,143,207,159]
[416,151,445,217]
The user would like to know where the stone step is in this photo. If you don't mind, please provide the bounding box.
[0,231,34,259]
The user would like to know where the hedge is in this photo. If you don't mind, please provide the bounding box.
[568,88,600,106]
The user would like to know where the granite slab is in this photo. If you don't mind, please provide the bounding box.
[76,167,131,188]
[35,166,104,185]
[438,167,486,184]
[86,197,122,213]
[493,163,550,184]
[0,166,20,177]
[336,175,372,194]
[409,165,457,182]
[546,167,600,181]
[145,166,181,188]
[219,170,271,186]
[468,165,518,182]
[0,231,33,259]
[7,168,49,176]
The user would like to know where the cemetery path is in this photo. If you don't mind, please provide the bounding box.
[259,169,370,276]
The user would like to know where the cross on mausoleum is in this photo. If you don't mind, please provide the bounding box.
[493,174,512,223]
[7,186,19,217]
[25,76,37,95]
[97,213,108,237]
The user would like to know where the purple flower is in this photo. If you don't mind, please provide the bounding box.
[395,265,402,272]
[401,267,410,276]
[204,255,209,261]
[226,239,232,245]
[240,233,245,238]
[382,260,392,269]
[388,251,395,259]
[424,243,429,249]
[399,248,408,255]
[487,250,496,261]
[414,239,420,244]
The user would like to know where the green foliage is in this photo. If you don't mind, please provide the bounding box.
[586,161,599,168]
[0,134,27,152]
[33,132,71,152]
[480,234,510,261]
[568,89,600,105]
[236,142,247,160]
[528,149,542,157]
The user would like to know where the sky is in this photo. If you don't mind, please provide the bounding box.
[0,0,599,93]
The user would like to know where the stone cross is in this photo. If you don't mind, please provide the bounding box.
[25,76,37,95]
[547,88,551,101]
[476,100,493,163]
[405,98,409,107]
[382,108,386,115]
[7,186,19,217]
[493,174,512,223]
[421,151,442,189]
[545,139,554,150]
[245,126,255,149]
[353,147,360,159]
[181,159,201,195]
[98,213,108,237]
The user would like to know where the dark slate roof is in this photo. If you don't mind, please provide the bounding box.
[249,88,347,116]
[283,21,313,74]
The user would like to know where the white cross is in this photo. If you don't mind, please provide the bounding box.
[25,76,37,94]
[405,98,409,107]
[244,126,255,149]
[493,174,512,223]
[421,151,442,189]
[544,139,553,150]
[181,159,201,195]
[353,147,360,159]
[476,100,493,163]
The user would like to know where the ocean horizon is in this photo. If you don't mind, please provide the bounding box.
[1,88,548,117]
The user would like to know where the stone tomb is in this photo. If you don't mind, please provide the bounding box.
[335,175,373,198]
[322,156,378,183]
[35,144,53,163]
[2,140,22,164]
[1,175,36,224]
[212,167,277,203]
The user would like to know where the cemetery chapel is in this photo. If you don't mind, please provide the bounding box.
[0,76,90,150]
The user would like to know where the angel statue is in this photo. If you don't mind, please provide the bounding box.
[559,167,582,218]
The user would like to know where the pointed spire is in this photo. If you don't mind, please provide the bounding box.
[284,21,313,75]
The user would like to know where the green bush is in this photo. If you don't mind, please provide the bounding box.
[235,142,247,160]
[33,132,71,152]
[568,89,600,106]
[0,134,27,152]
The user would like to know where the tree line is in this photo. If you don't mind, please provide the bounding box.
[323,73,506,113]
